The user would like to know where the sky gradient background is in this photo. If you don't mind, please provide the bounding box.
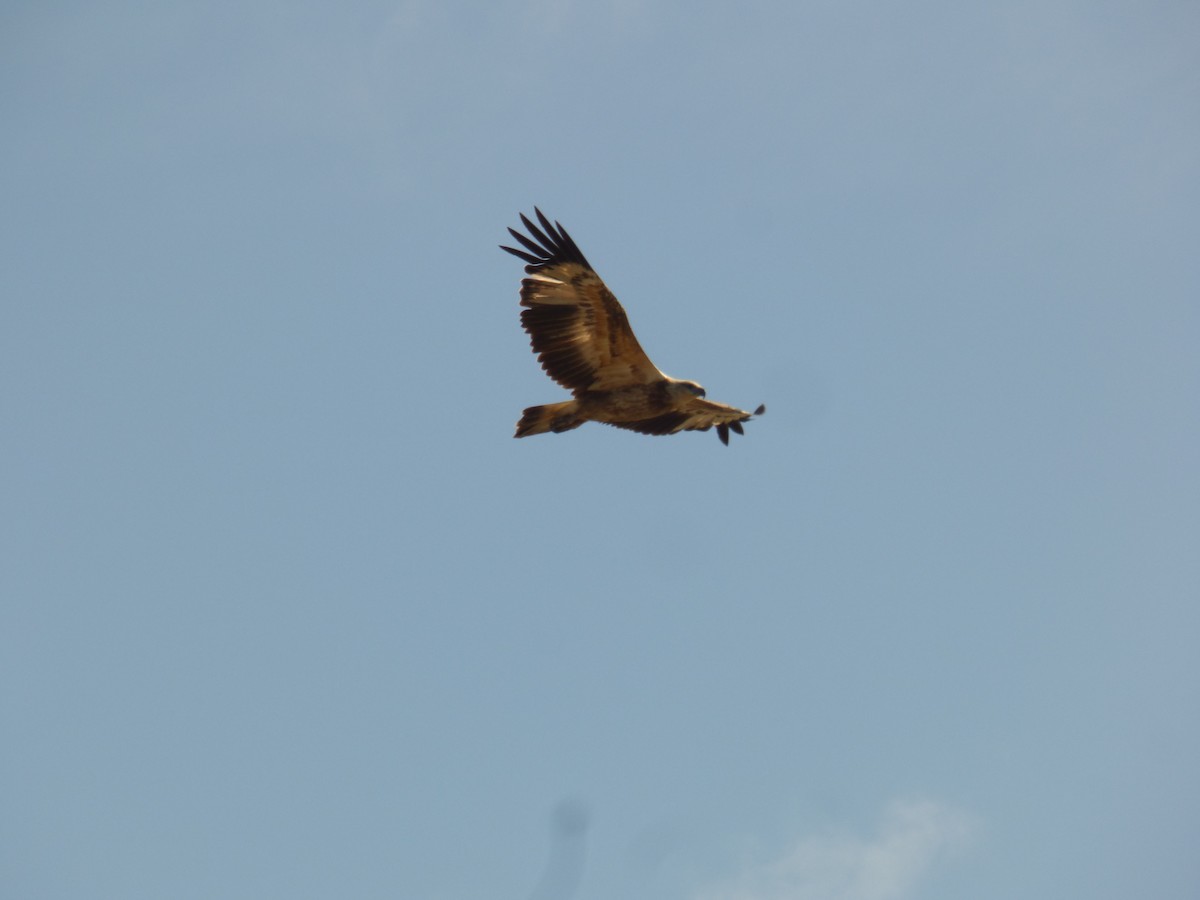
[3,2,1198,899]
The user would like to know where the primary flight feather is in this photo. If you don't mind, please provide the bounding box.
[501,209,764,445]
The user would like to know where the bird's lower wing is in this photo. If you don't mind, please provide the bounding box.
[611,399,766,445]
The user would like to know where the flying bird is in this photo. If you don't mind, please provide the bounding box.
[501,209,765,445]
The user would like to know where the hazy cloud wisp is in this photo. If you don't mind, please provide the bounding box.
[696,798,976,900]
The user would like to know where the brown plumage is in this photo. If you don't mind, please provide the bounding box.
[501,209,765,445]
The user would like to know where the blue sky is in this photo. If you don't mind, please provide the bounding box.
[3,2,1198,898]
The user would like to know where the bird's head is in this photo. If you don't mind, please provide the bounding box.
[672,380,706,399]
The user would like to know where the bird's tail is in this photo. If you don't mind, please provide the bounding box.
[514,400,586,438]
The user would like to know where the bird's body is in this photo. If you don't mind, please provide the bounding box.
[502,209,764,445]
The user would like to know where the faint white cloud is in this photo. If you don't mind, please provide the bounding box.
[696,798,977,900]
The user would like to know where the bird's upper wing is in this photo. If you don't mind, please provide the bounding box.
[612,400,767,445]
[501,209,665,392]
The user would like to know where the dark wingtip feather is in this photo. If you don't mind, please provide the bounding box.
[729,420,744,435]
[500,244,541,265]
[503,210,593,272]
[754,404,766,416]
[519,212,551,249]
[535,207,557,238]
[717,423,730,445]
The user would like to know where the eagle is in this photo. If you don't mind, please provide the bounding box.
[502,209,765,445]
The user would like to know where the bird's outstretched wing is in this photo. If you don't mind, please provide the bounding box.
[501,209,665,392]
[613,401,767,445]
